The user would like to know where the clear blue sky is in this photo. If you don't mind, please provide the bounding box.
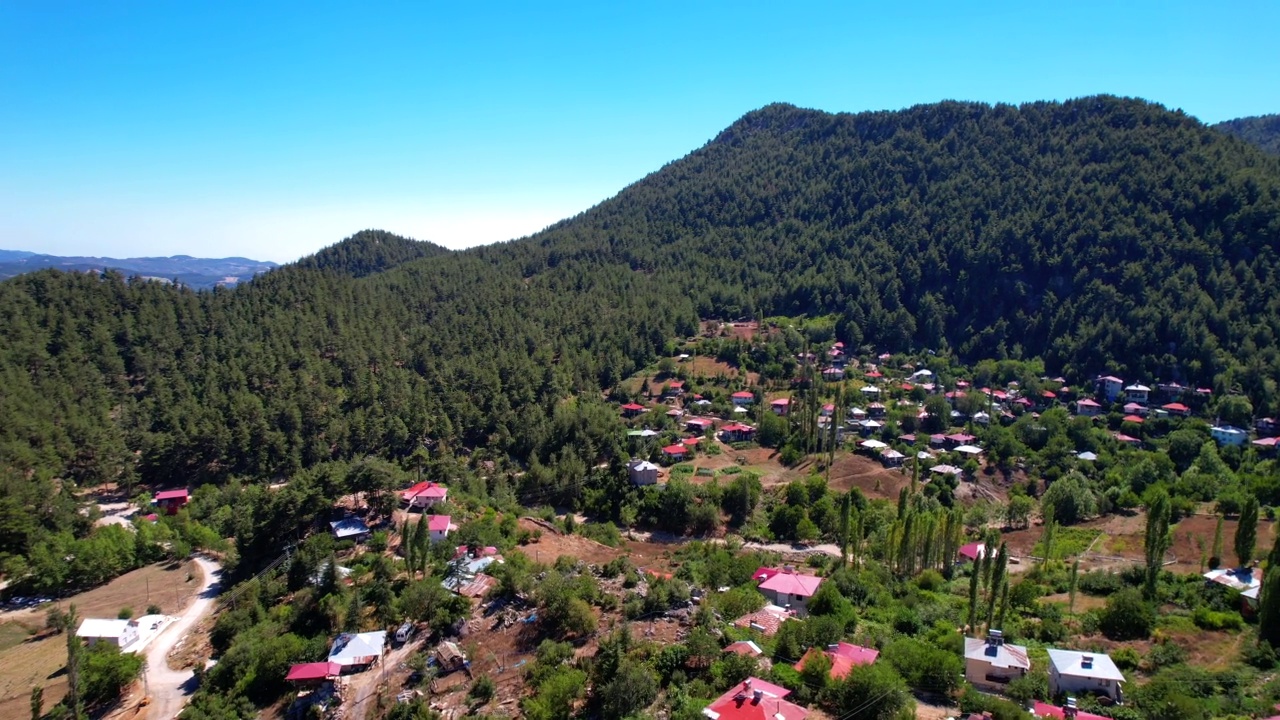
[2,2,1277,263]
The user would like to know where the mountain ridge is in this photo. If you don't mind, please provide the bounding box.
[0,250,279,289]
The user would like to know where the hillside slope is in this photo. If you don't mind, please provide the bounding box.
[0,96,1278,491]
[294,229,450,277]
[1215,114,1280,156]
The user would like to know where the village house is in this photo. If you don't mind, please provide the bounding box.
[620,402,647,418]
[153,488,190,515]
[1122,402,1148,417]
[661,444,689,463]
[719,423,756,443]
[794,642,879,680]
[76,618,139,649]
[1124,384,1150,404]
[964,630,1030,690]
[1205,567,1263,614]
[731,391,755,406]
[1210,425,1249,446]
[1074,398,1103,417]
[867,402,886,418]
[880,448,905,468]
[1047,649,1125,702]
[285,661,342,688]
[732,604,793,636]
[822,367,844,381]
[663,380,685,397]
[686,417,714,434]
[1257,418,1278,435]
[400,481,448,509]
[328,630,387,671]
[330,516,371,543]
[702,678,807,720]
[426,514,454,543]
[756,568,823,617]
[1032,699,1110,720]
[770,398,791,416]
[957,542,987,564]
[1254,437,1278,454]
[1161,402,1191,417]
[628,459,661,486]
[1096,376,1124,402]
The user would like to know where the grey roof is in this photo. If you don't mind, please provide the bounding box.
[330,517,371,539]
[964,637,1030,670]
[329,631,387,665]
[1046,649,1125,682]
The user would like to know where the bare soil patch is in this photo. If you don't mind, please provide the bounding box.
[825,453,911,501]
[514,518,626,567]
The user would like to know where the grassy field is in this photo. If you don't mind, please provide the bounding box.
[0,559,204,718]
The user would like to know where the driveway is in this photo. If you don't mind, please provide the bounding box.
[143,557,222,720]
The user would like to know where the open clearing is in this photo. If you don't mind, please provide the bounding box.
[0,559,205,718]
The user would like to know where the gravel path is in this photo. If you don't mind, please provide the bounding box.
[143,557,222,720]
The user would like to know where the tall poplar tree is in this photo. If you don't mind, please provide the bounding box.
[1143,490,1172,599]
[1237,497,1259,568]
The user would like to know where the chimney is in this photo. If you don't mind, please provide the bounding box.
[752,689,763,702]
[1064,697,1078,718]
[743,678,752,690]
[827,644,840,652]
[987,629,1003,646]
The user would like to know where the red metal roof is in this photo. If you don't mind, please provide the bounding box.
[154,489,189,501]
[793,642,878,679]
[1032,701,1110,720]
[620,403,646,412]
[731,391,754,399]
[401,481,447,500]
[286,661,342,682]
[758,571,822,598]
[662,444,688,455]
[427,515,451,532]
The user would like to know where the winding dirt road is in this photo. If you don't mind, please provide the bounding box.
[143,556,222,720]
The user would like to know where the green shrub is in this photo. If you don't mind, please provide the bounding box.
[1192,607,1244,631]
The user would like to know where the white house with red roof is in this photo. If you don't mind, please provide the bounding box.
[686,417,714,433]
[1161,402,1191,417]
[702,678,807,720]
[426,515,454,543]
[756,568,823,616]
[1074,398,1103,417]
[770,398,791,416]
[400,481,448,509]
[621,403,647,418]
[731,391,755,406]
[957,542,987,564]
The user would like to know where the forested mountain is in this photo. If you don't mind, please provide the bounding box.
[1215,114,1280,155]
[294,229,450,277]
[0,251,277,288]
[2,95,1279,502]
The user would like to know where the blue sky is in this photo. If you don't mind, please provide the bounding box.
[2,2,1277,263]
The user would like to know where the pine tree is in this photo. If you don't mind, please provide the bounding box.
[1237,497,1259,568]
[996,579,1010,631]
[30,686,42,720]
[1040,504,1057,567]
[1143,490,1172,599]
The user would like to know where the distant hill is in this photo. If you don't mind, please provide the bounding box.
[1214,114,1280,155]
[1,95,1280,490]
[294,229,450,277]
[0,251,278,289]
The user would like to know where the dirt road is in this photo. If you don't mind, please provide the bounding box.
[143,556,222,720]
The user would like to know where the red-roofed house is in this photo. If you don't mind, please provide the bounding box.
[1032,700,1110,720]
[621,403,647,418]
[1113,432,1142,446]
[286,661,342,686]
[1254,437,1278,454]
[770,398,791,416]
[752,567,781,583]
[1162,402,1191,417]
[719,423,756,443]
[794,642,879,679]
[400,481,448,509]
[662,444,689,462]
[426,515,454,543]
[153,489,190,515]
[757,570,823,616]
[1075,398,1102,417]
[724,640,763,657]
[704,678,806,720]
[732,605,792,636]
[731,391,755,406]
[686,417,714,433]
[681,436,702,448]
[664,380,685,397]
[1122,414,1145,425]
[957,542,987,564]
